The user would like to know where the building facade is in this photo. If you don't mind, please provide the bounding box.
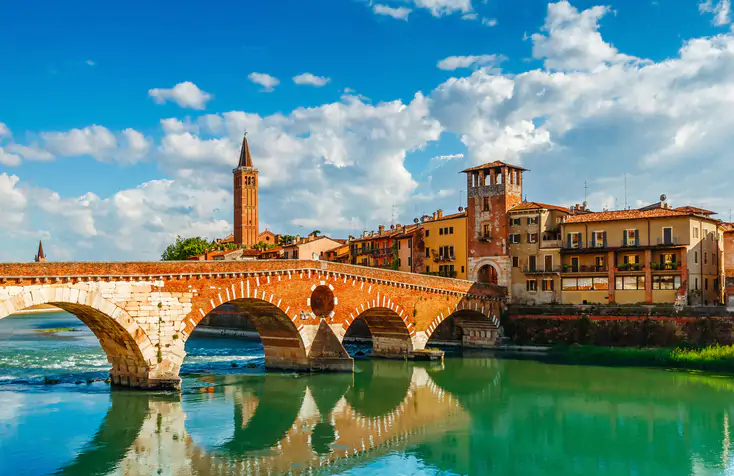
[462,161,525,286]
[559,204,723,305]
[507,202,570,304]
[395,225,425,274]
[233,134,259,247]
[283,236,343,260]
[422,210,468,279]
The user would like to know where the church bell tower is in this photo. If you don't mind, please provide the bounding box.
[233,133,259,247]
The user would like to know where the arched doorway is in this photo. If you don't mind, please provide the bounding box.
[477,264,498,285]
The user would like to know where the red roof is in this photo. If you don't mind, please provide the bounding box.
[461,161,528,173]
[674,206,717,216]
[564,208,692,224]
[509,201,569,213]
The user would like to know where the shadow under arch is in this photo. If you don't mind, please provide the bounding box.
[194,298,310,370]
[220,374,309,456]
[348,307,413,357]
[344,360,413,418]
[427,309,499,349]
[0,292,158,387]
[56,392,155,476]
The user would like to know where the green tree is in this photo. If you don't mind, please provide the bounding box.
[161,236,210,261]
[310,230,321,236]
[279,235,296,246]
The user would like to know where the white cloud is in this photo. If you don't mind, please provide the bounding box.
[373,4,412,20]
[160,117,199,134]
[0,123,11,139]
[41,125,150,164]
[700,0,732,26]
[461,13,478,20]
[6,143,54,161]
[437,54,502,70]
[148,81,213,110]
[292,73,331,87]
[482,17,497,27]
[0,148,21,166]
[86,60,95,66]
[0,173,27,226]
[430,153,464,162]
[531,1,640,71]
[248,73,280,92]
[414,0,472,17]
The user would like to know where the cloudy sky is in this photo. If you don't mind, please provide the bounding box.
[1,0,733,261]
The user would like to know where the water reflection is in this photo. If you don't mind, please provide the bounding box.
[5,359,734,475]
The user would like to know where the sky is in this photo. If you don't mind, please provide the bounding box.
[1,0,734,261]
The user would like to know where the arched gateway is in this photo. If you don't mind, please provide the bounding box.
[0,260,504,390]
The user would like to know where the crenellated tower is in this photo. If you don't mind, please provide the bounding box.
[233,133,259,248]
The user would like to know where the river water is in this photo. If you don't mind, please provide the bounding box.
[2,312,734,475]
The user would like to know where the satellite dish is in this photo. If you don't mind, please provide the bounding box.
[413,218,419,224]
[582,201,588,208]
[458,206,464,212]
[390,224,395,229]
[660,194,667,202]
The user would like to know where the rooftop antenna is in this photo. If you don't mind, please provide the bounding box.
[459,190,463,209]
[730,209,732,222]
[391,205,397,226]
[624,173,628,210]
[584,181,588,203]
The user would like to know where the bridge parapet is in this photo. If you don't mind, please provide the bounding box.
[0,260,506,390]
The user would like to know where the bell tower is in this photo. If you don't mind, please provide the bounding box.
[233,133,259,247]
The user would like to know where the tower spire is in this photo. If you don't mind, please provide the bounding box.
[237,130,253,168]
[35,240,46,263]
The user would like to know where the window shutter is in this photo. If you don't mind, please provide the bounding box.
[567,233,572,247]
[634,229,639,246]
[591,233,596,247]
[623,232,628,247]
[603,232,607,248]
[624,255,629,264]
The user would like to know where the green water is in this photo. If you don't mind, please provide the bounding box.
[2,313,734,475]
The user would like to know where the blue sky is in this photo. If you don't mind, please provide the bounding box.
[1,0,733,261]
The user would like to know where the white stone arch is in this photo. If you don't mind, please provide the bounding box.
[469,256,509,287]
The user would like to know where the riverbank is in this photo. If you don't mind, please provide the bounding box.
[11,305,66,315]
[541,344,734,374]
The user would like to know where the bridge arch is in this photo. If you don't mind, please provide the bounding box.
[188,297,311,370]
[425,305,501,349]
[0,289,160,388]
[344,304,414,357]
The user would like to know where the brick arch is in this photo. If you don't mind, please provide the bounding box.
[0,289,159,387]
[424,301,501,343]
[344,304,415,356]
[187,293,312,371]
[340,293,414,338]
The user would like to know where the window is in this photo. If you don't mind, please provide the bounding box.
[623,254,640,264]
[483,224,491,238]
[526,280,538,292]
[694,227,699,238]
[544,255,553,271]
[624,229,638,246]
[577,278,593,291]
[653,275,681,290]
[592,277,609,290]
[556,217,562,224]
[529,256,537,271]
[426,266,430,273]
[408,238,412,249]
[426,230,430,237]
[568,232,582,249]
[542,279,554,291]
[592,231,606,248]
[483,197,490,211]
[398,258,401,267]
[509,234,521,244]
[595,256,605,270]
[562,278,579,291]
[704,252,708,264]
[425,247,430,257]
[695,277,699,290]
[662,227,673,245]
[528,217,538,225]
[461,266,464,273]
[570,256,579,272]
[616,276,645,290]
[512,256,519,268]
[528,233,538,243]
[695,251,698,264]
[439,228,443,236]
[408,256,412,267]
[510,217,521,226]
[449,226,454,234]
[705,278,709,290]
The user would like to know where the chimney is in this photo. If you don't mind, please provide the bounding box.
[432,211,437,220]
[363,231,369,238]
[437,209,443,219]
[378,225,385,236]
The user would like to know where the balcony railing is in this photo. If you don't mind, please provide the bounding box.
[523,266,562,274]
[650,262,682,271]
[562,265,608,273]
[434,255,456,262]
[540,239,562,249]
[656,237,681,246]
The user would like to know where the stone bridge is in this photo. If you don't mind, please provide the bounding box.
[0,260,504,389]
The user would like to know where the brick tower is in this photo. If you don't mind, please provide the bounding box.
[34,240,47,262]
[233,133,259,248]
[462,161,526,286]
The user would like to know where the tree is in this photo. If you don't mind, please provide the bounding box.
[252,241,276,251]
[279,235,296,246]
[161,236,210,261]
[310,230,321,236]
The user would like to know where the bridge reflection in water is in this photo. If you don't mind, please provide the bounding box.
[50,359,734,476]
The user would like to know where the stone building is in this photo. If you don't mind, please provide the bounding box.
[395,224,425,274]
[422,210,468,279]
[462,161,526,286]
[720,223,734,309]
[34,240,46,263]
[233,134,259,247]
[349,225,402,268]
[282,235,343,260]
[507,202,571,304]
[560,201,723,305]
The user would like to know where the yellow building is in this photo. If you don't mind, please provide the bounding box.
[559,203,723,305]
[507,202,571,304]
[422,210,467,279]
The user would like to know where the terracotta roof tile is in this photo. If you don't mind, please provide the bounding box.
[509,201,569,213]
[564,208,690,224]
[461,161,528,173]
[674,206,717,216]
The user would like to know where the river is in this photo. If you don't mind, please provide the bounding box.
[2,312,734,475]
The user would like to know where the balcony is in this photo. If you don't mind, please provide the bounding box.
[434,255,456,262]
[656,237,683,246]
[540,239,562,249]
[650,262,682,271]
[562,265,608,274]
[523,266,562,274]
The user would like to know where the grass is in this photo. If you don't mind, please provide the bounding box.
[547,344,734,374]
[33,327,79,333]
